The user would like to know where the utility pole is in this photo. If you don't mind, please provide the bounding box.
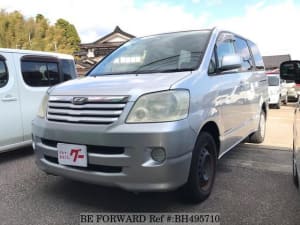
[54,41,57,52]
[28,32,32,48]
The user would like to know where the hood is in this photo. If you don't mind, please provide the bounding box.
[50,72,191,101]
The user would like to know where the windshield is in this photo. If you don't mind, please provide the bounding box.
[286,80,295,83]
[88,30,211,76]
[267,76,280,86]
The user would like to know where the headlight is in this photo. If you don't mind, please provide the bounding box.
[126,90,189,123]
[37,93,49,118]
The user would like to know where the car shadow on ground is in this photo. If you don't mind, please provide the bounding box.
[41,177,185,211]
[269,102,296,109]
[37,163,230,212]
[285,102,297,108]
[0,147,33,163]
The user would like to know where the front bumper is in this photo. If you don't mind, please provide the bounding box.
[269,94,280,104]
[32,117,196,191]
[287,90,298,99]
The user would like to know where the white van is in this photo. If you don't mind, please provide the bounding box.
[0,48,77,153]
[285,80,300,101]
[267,73,288,108]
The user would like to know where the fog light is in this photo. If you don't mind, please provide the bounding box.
[151,147,166,163]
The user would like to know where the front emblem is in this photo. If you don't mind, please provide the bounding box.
[73,97,88,105]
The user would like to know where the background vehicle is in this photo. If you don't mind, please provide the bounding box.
[284,80,300,101]
[0,48,77,153]
[266,72,288,108]
[280,60,300,188]
[32,28,268,202]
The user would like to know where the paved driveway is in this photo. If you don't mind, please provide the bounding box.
[260,104,294,149]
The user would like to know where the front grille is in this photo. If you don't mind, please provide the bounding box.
[41,138,125,155]
[47,95,128,125]
[44,156,122,173]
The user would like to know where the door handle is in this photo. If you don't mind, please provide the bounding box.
[1,95,17,102]
[239,81,250,90]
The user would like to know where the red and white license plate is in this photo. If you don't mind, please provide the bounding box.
[57,143,87,167]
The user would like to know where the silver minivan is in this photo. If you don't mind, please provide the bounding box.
[32,28,268,202]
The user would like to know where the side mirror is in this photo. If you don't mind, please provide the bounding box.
[220,54,242,71]
[280,60,300,82]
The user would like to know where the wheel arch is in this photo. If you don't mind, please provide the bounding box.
[198,121,220,157]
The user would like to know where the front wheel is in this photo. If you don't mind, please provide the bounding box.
[276,97,281,109]
[249,110,266,143]
[283,95,288,105]
[181,132,217,203]
[293,149,299,187]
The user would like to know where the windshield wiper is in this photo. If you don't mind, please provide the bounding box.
[133,51,202,74]
[133,55,181,73]
[156,68,194,73]
[89,71,137,76]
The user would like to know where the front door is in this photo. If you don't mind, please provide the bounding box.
[0,52,23,149]
[214,34,248,153]
[15,54,60,141]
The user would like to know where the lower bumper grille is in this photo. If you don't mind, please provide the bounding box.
[41,138,125,155]
[44,155,122,173]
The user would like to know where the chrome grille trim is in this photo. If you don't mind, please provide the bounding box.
[47,115,119,123]
[47,95,128,124]
[48,102,126,109]
[47,108,123,116]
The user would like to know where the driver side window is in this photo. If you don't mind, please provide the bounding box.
[216,40,236,69]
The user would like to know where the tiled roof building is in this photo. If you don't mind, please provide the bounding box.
[263,54,291,70]
[77,26,135,61]
[75,26,135,75]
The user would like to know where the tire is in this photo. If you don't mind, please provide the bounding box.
[181,132,217,203]
[283,95,288,105]
[293,149,299,187]
[249,110,266,143]
[275,96,281,109]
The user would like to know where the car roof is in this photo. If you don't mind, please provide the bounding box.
[0,48,74,60]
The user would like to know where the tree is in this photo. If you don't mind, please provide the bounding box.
[0,9,81,55]
[54,18,81,54]
[30,14,49,50]
[0,10,26,48]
